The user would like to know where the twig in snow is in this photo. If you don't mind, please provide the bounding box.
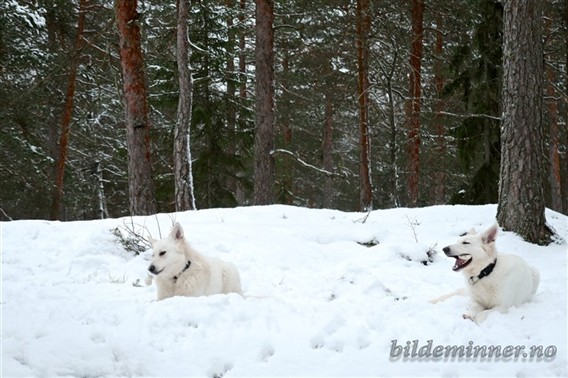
[405,215,420,243]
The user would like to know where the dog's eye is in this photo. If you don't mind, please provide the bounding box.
[462,241,470,245]
[159,251,166,256]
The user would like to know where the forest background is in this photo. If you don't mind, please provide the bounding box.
[1,0,566,223]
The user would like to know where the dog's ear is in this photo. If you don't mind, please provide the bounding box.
[171,222,184,241]
[481,224,498,244]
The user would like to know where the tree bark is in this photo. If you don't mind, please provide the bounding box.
[406,0,424,207]
[225,0,238,204]
[322,90,334,209]
[174,0,196,211]
[545,18,563,214]
[51,0,87,220]
[355,0,373,211]
[280,55,293,204]
[497,0,552,244]
[116,0,157,215]
[253,0,275,205]
[433,14,446,205]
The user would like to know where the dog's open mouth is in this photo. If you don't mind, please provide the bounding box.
[452,254,472,271]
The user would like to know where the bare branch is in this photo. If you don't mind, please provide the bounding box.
[270,149,349,178]
[0,208,13,221]
[437,111,502,121]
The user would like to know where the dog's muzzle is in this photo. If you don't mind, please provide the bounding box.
[148,265,163,275]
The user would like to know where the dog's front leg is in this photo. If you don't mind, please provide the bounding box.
[464,304,508,324]
[463,301,486,323]
[430,288,466,304]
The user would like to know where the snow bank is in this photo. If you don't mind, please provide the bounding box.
[1,204,566,377]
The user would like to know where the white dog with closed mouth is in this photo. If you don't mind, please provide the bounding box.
[431,223,540,323]
[148,222,242,300]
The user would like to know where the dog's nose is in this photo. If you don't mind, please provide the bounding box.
[443,246,450,255]
[148,265,156,274]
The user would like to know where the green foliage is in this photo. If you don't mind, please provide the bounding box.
[445,0,503,205]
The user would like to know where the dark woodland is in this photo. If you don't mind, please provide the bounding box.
[1,0,566,242]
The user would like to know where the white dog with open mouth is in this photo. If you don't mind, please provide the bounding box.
[148,222,242,300]
[431,224,540,323]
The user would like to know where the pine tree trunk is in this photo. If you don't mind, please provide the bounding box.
[497,0,551,244]
[406,0,424,207]
[355,0,373,211]
[322,90,334,209]
[253,0,275,205]
[385,52,399,207]
[51,0,87,220]
[235,0,247,205]
[281,56,293,204]
[225,0,238,204]
[116,0,157,216]
[433,14,446,205]
[174,0,196,211]
[545,18,563,214]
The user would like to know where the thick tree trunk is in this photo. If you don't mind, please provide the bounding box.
[497,0,551,244]
[51,0,87,220]
[406,0,424,207]
[253,0,275,205]
[116,0,157,216]
[355,0,373,211]
[545,18,563,214]
[174,0,196,211]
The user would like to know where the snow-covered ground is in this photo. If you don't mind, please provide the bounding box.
[2,204,567,377]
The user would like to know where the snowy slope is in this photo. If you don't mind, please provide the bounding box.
[1,204,567,377]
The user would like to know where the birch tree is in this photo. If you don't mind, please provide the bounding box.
[174,0,196,211]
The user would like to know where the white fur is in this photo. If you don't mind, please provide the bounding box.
[148,223,242,300]
[431,224,540,324]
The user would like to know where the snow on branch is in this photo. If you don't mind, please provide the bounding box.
[270,149,349,178]
[438,111,502,121]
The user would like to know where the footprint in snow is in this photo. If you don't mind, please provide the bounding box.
[208,361,233,378]
[259,344,275,362]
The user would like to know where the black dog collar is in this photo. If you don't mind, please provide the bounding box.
[469,259,497,285]
[173,260,192,283]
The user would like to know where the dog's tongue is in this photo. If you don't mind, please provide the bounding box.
[453,256,470,271]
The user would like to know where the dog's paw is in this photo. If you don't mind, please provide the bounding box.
[462,313,475,322]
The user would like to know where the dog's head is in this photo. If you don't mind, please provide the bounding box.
[442,224,498,274]
[148,222,187,277]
